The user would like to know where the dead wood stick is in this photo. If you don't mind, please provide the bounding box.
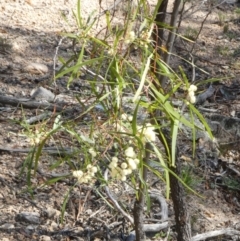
[191,228,240,241]
[0,94,71,113]
[0,146,78,156]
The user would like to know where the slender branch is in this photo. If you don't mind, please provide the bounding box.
[53,36,65,86]
[104,144,169,241]
[133,142,152,241]
[160,0,182,89]
[190,10,211,53]
[104,169,134,225]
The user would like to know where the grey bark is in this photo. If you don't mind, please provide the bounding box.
[169,158,191,241]
[156,128,191,241]
[153,0,169,48]
[161,0,182,89]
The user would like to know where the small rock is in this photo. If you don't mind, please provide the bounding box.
[85,209,93,215]
[15,212,40,224]
[222,204,231,213]
[24,63,49,74]
[39,235,51,241]
[30,87,55,102]
[25,225,36,235]
[192,223,201,232]
[12,42,21,52]
[44,207,57,218]
[234,222,240,230]
[221,65,229,69]
[26,224,36,229]
[230,110,236,117]
[0,223,14,229]
[217,35,224,40]
[50,221,58,231]
[75,226,84,232]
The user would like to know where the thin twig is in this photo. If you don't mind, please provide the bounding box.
[161,0,182,89]
[53,36,66,86]
[103,168,169,236]
[133,142,152,241]
[190,10,211,54]
[104,169,134,225]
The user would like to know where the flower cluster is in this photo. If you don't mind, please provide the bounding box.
[73,164,98,184]
[114,113,133,132]
[139,25,153,47]
[187,84,197,104]
[139,30,151,47]
[109,147,140,181]
[115,114,156,143]
[107,47,115,56]
[88,147,97,158]
[137,123,156,142]
[29,129,48,146]
[125,31,136,44]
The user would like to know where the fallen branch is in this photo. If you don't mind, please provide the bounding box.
[0,146,78,156]
[191,228,240,241]
[0,94,66,112]
[0,94,85,121]
[25,112,52,124]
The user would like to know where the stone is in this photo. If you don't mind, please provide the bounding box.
[44,207,57,218]
[0,223,14,229]
[15,212,40,224]
[39,236,51,241]
[24,63,49,74]
[30,87,55,102]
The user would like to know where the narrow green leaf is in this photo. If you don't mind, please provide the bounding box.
[152,143,170,199]
[188,103,213,139]
[34,125,62,176]
[171,119,179,167]
[61,186,74,223]
[189,109,196,157]
[151,143,203,198]
[149,83,195,128]
[45,175,70,185]
[55,57,105,79]
[76,0,82,28]
[133,53,153,103]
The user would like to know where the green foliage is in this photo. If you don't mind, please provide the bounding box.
[234,7,240,14]
[224,30,237,41]
[221,177,240,190]
[215,45,230,56]
[217,12,226,26]
[181,166,202,191]
[184,27,198,41]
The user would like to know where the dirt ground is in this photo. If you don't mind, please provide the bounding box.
[0,0,240,240]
